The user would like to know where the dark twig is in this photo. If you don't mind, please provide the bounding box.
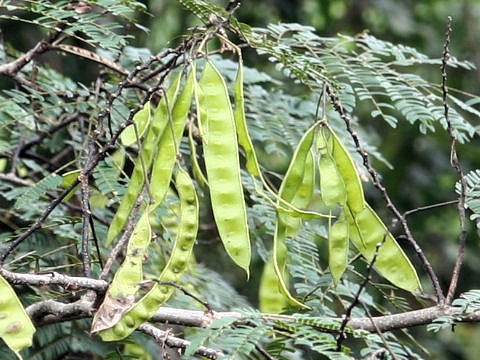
[9,138,24,175]
[403,199,458,218]
[442,17,468,304]
[14,114,79,155]
[336,235,387,351]
[138,323,223,359]
[146,279,212,311]
[255,344,279,360]
[0,23,65,76]
[326,85,445,303]
[0,181,79,263]
[360,300,399,360]
[88,214,103,269]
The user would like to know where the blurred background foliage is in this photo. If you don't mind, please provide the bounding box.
[2,0,480,359]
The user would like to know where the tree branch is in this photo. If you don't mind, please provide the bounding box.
[138,323,224,359]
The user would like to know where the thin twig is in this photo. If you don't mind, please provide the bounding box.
[336,235,387,351]
[138,323,224,359]
[360,300,399,360]
[255,344,279,360]
[14,114,79,155]
[88,214,103,269]
[403,199,458,218]
[442,17,468,304]
[147,279,212,311]
[326,85,445,303]
[0,22,66,76]
[0,181,79,263]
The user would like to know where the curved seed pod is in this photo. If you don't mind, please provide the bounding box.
[100,166,199,341]
[273,123,317,309]
[328,211,349,286]
[106,73,182,246]
[325,125,365,214]
[199,60,251,276]
[233,55,261,176]
[121,101,152,147]
[224,52,329,222]
[278,124,317,202]
[259,255,288,313]
[284,150,315,237]
[91,208,151,333]
[151,70,195,208]
[347,204,422,292]
[317,127,347,207]
[0,275,35,359]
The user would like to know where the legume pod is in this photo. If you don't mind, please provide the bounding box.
[273,123,317,309]
[323,125,365,214]
[233,55,261,176]
[347,204,422,292]
[106,73,182,246]
[0,275,35,359]
[199,60,251,276]
[151,69,195,208]
[259,255,288,313]
[121,101,152,147]
[328,211,349,285]
[317,127,347,207]
[91,208,152,333]
[284,150,315,237]
[99,166,199,341]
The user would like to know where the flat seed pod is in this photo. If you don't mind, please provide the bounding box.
[151,69,195,208]
[328,212,349,286]
[91,208,152,333]
[0,275,35,359]
[284,150,315,237]
[259,255,288,313]
[272,123,317,309]
[348,204,422,292]
[326,126,365,214]
[317,127,347,207]
[106,73,182,246]
[199,60,251,277]
[121,101,152,147]
[233,55,261,176]
[100,166,199,341]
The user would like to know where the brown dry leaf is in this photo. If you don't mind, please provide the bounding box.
[90,293,135,333]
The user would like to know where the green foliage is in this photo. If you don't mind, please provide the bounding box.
[457,170,480,228]
[2,0,480,359]
[14,174,63,209]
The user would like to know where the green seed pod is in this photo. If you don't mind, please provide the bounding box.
[199,60,251,277]
[99,166,199,341]
[0,275,35,359]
